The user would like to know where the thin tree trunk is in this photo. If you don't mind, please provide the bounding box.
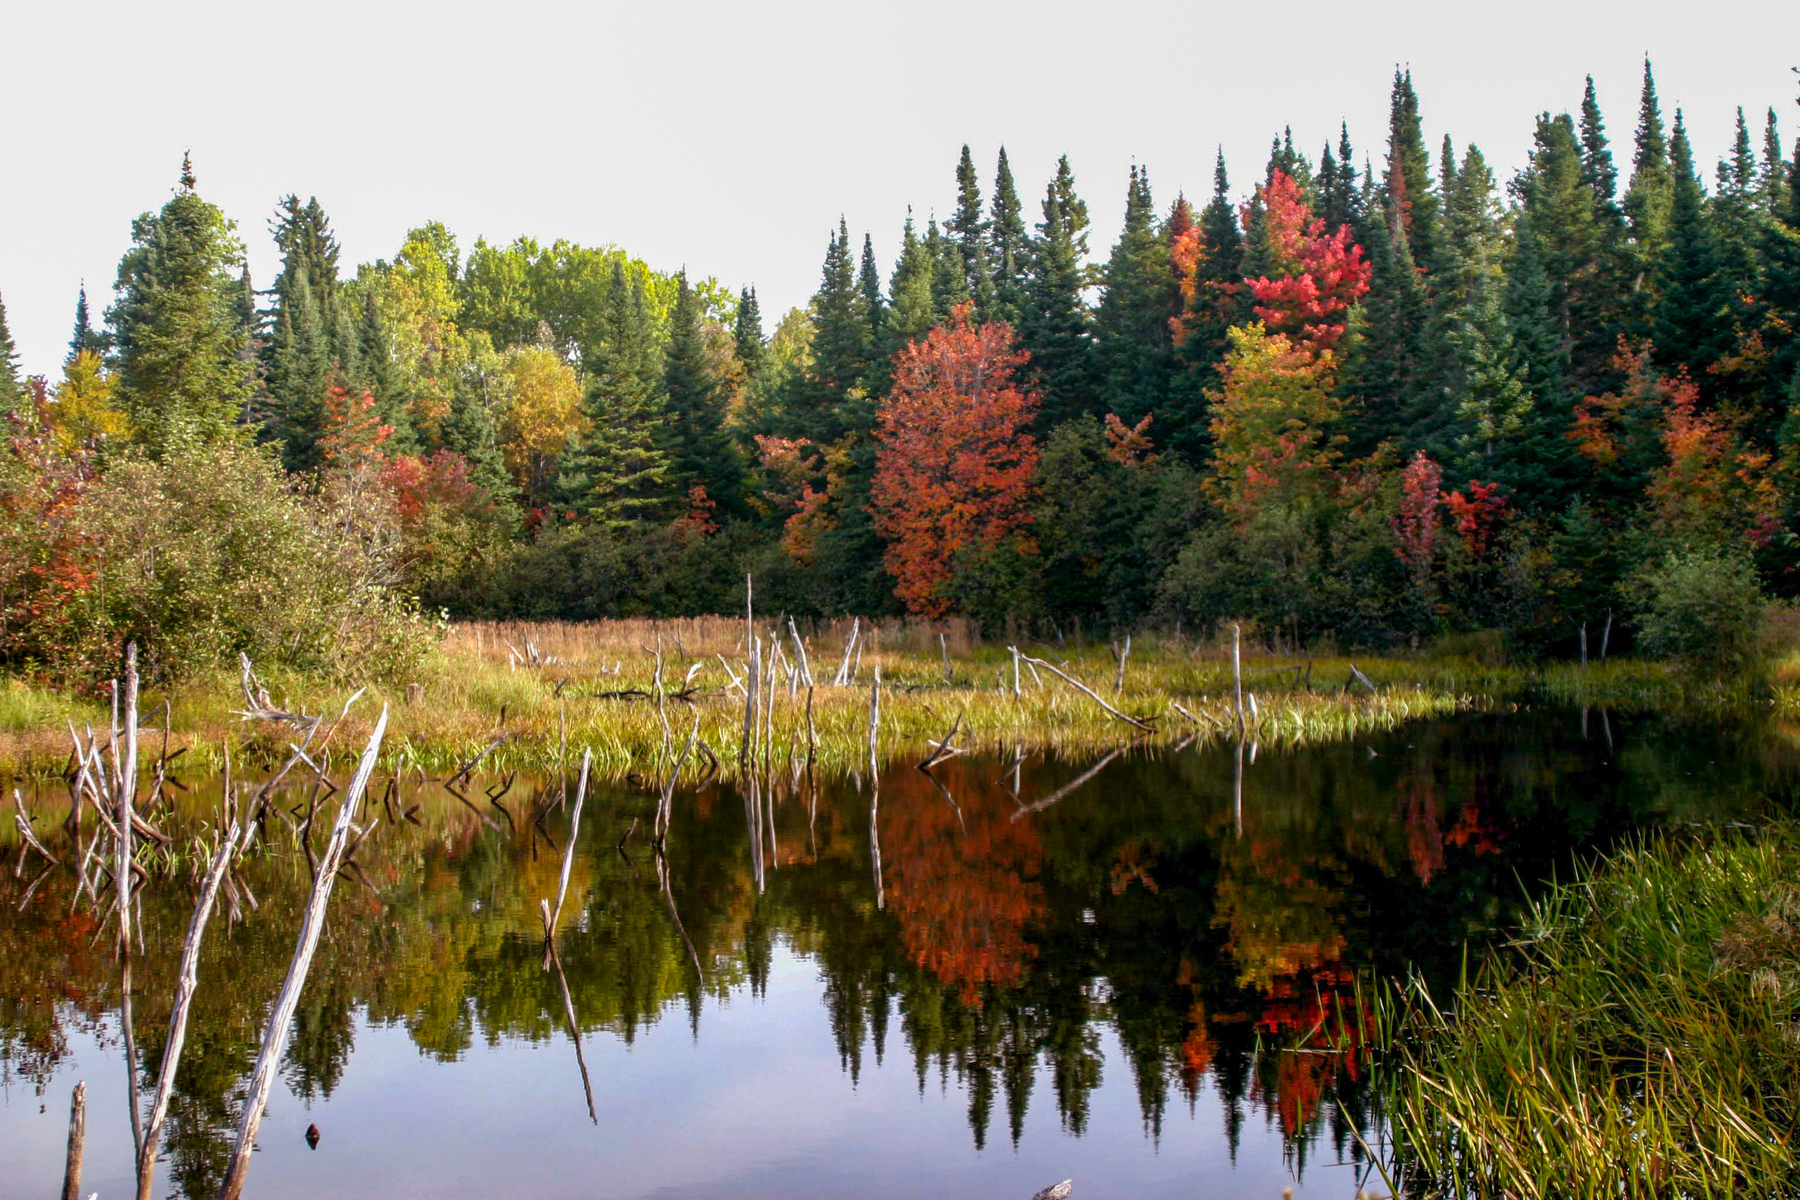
[62,1081,86,1200]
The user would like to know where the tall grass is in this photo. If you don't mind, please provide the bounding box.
[1377,827,1800,1199]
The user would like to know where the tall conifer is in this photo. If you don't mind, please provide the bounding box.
[664,269,745,512]
[950,146,995,321]
[989,148,1030,328]
[1022,172,1092,426]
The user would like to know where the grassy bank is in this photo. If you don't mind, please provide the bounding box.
[0,614,1769,784]
[1378,826,1800,1198]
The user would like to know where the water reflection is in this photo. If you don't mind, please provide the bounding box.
[1,708,1793,1198]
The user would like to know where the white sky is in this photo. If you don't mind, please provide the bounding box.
[2,0,1796,375]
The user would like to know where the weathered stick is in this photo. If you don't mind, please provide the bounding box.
[918,709,966,771]
[1347,662,1377,693]
[788,616,813,688]
[219,706,389,1200]
[1112,634,1131,697]
[940,632,951,683]
[138,818,243,1200]
[544,749,592,941]
[62,1080,85,1200]
[1020,655,1155,731]
[13,790,58,865]
[834,617,860,686]
[867,666,881,781]
[118,642,140,953]
[1232,624,1244,732]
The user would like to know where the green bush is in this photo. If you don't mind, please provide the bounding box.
[1626,544,1766,679]
[4,439,438,682]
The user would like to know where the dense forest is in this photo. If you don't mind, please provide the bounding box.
[3,63,1799,678]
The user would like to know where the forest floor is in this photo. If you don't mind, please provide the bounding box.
[0,616,1763,783]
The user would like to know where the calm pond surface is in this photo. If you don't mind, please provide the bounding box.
[2,707,1795,1199]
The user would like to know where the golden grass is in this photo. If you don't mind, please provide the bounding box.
[0,616,1691,783]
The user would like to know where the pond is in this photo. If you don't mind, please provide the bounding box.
[2,708,1794,1199]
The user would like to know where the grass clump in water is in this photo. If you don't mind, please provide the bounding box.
[1379,826,1800,1198]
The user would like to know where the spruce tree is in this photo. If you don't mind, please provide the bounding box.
[1655,110,1728,381]
[1021,173,1093,427]
[1383,68,1443,276]
[1576,75,1632,366]
[734,285,766,381]
[857,233,889,392]
[107,155,253,452]
[557,260,671,527]
[0,287,19,416]
[1335,124,1362,229]
[1091,166,1177,425]
[1341,200,1435,455]
[67,283,103,365]
[1621,59,1674,304]
[1525,113,1612,394]
[988,148,1030,328]
[1447,266,1539,493]
[351,289,415,453]
[887,209,937,349]
[926,216,971,320]
[263,195,347,468]
[664,270,746,512]
[800,217,873,440]
[1503,209,1568,412]
[1169,151,1246,458]
[1049,155,1092,262]
[1759,108,1789,216]
[950,145,995,321]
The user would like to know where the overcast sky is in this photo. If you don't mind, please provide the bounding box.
[2,0,1796,375]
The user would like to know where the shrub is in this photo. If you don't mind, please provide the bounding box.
[1626,544,1766,679]
[2,438,437,682]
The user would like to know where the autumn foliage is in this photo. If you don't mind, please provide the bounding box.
[871,307,1040,616]
[1243,171,1370,356]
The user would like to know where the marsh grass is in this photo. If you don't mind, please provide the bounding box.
[0,615,1745,782]
[1376,827,1800,1199]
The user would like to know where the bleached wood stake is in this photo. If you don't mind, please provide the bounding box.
[789,616,813,688]
[834,618,860,686]
[1113,634,1131,697]
[62,1080,85,1200]
[940,632,950,683]
[117,642,140,953]
[138,817,243,1200]
[867,666,881,781]
[1009,645,1021,699]
[544,750,591,941]
[1231,625,1244,733]
[218,706,389,1200]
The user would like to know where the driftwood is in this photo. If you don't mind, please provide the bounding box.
[1031,1180,1073,1200]
[1232,624,1245,730]
[12,790,58,866]
[834,617,860,686]
[918,708,966,771]
[1019,655,1155,731]
[1111,634,1131,697]
[61,1080,85,1200]
[219,707,389,1200]
[788,616,814,688]
[138,818,242,1200]
[1347,662,1378,693]
[542,749,592,943]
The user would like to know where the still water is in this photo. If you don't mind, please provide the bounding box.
[2,709,1793,1198]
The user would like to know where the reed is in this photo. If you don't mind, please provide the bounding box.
[1375,826,1800,1199]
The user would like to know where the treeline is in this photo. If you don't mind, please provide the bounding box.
[3,63,1800,675]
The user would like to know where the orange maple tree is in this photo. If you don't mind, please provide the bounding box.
[871,307,1040,616]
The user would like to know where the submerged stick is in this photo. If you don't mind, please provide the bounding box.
[219,706,389,1200]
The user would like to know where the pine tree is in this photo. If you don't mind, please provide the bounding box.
[263,195,347,468]
[67,283,103,365]
[1503,209,1567,411]
[1447,266,1538,491]
[1021,172,1093,427]
[664,269,746,512]
[1656,110,1728,380]
[557,260,671,526]
[1092,166,1177,425]
[988,147,1030,328]
[107,155,253,452]
[1576,75,1632,370]
[351,289,415,453]
[1336,124,1362,230]
[1622,59,1674,303]
[1341,199,1435,454]
[1050,155,1092,261]
[734,285,766,381]
[0,287,20,416]
[950,145,995,321]
[1383,68,1443,276]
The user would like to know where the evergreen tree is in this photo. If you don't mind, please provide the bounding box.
[1318,140,1343,231]
[927,216,971,320]
[1622,59,1674,303]
[950,145,995,321]
[1655,110,1728,380]
[1579,76,1622,206]
[664,269,746,512]
[67,283,103,365]
[799,217,873,441]
[107,155,253,452]
[1335,123,1362,230]
[1092,166,1176,425]
[557,260,671,526]
[1503,209,1567,412]
[1021,172,1093,427]
[1341,199,1434,454]
[1447,266,1539,492]
[988,147,1030,328]
[734,285,767,381]
[1576,74,1632,367]
[887,209,938,349]
[1050,154,1092,262]
[1759,107,1789,216]
[1383,68,1443,276]
[1169,151,1246,458]
[1523,113,1613,393]
[858,233,889,392]
[0,287,19,416]
[351,288,415,453]
[262,195,347,467]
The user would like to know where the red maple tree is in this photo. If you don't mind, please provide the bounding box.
[1244,170,1371,356]
[871,307,1040,616]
